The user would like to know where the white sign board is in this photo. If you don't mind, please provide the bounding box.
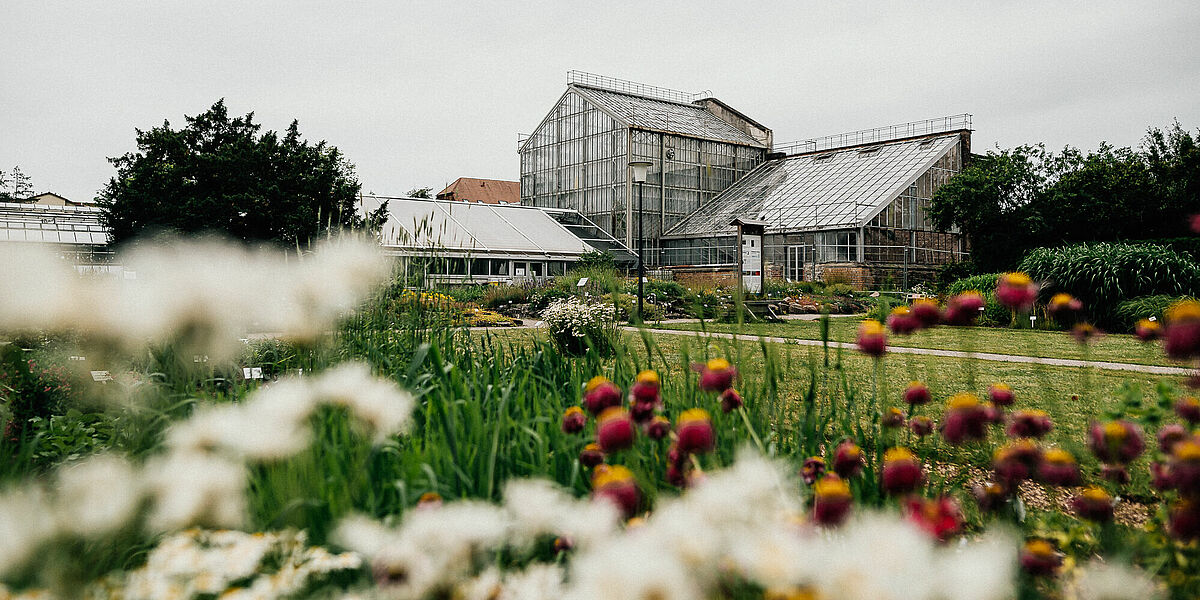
[90,370,113,382]
[242,367,264,380]
[577,277,589,287]
[741,234,763,293]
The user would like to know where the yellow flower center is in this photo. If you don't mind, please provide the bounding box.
[908,381,925,389]
[1175,441,1200,462]
[1102,421,1128,440]
[1081,486,1111,502]
[813,475,851,499]
[806,456,826,466]
[884,447,916,463]
[1050,293,1074,307]
[585,375,610,393]
[1167,300,1200,322]
[948,393,980,410]
[678,408,711,425]
[1043,448,1076,465]
[565,406,584,417]
[859,319,884,336]
[991,383,1011,393]
[1024,539,1055,558]
[1137,319,1161,331]
[1003,272,1032,286]
[890,306,911,316]
[584,443,601,452]
[636,370,659,385]
[593,464,634,488]
[597,407,628,423]
[706,358,731,371]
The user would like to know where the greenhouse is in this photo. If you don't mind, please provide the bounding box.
[661,117,973,288]
[519,72,771,262]
[359,195,635,284]
[0,200,113,271]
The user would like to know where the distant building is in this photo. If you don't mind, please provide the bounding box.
[359,194,635,284]
[0,199,112,270]
[436,178,520,205]
[519,71,771,259]
[22,192,94,207]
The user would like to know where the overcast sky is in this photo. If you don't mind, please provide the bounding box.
[2,1,1198,203]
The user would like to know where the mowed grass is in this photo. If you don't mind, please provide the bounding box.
[475,326,1191,499]
[650,318,1182,367]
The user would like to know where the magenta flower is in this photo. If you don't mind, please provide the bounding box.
[596,408,635,453]
[996,272,1037,312]
[856,319,887,357]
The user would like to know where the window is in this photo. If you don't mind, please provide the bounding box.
[817,231,858,262]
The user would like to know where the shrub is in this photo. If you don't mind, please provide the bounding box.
[1019,242,1200,327]
[642,279,687,306]
[574,250,616,271]
[824,283,855,297]
[554,265,624,297]
[685,288,728,319]
[946,273,1010,327]
[600,292,665,323]
[1113,295,1196,331]
[482,284,531,309]
[540,298,619,356]
[935,261,978,294]
[529,287,573,311]
[440,284,486,304]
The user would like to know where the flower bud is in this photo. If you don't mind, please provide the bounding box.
[582,376,622,416]
[1099,464,1130,485]
[596,408,635,453]
[1170,438,1200,495]
[719,388,743,413]
[1089,420,1145,464]
[1165,300,1200,360]
[1072,323,1100,344]
[886,306,919,335]
[629,370,660,402]
[592,465,639,518]
[561,406,587,434]
[579,443,604,468]
[881,447,923,495]
[1019,539,1063,576]
[856,319,887,357]
[832,440,864,479]
[1176,396,1200,425]
[1169,498,1200,542]
[1038,448,1082,486]
[882,406,906,429]
[908,415,934,437]
[644,415,670,440]
[417,491,443,509]
[675,408,714,454]
[1158,423,1189,453]
[812,475,853,527]
[993,439,1043,487]
[801,456,826,485]
[903,381,931,406]
[910,298,942,328]
[973,481,1009,512]
[1007,409,1053,439]
[1071,486,1114,522]
[988,383,1015,407]
[941,393,989,445]
[1135,319,1162,342]
[1047,293,1082,324]
[944,292,985,325]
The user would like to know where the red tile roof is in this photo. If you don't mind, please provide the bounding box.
[436,178,520,205]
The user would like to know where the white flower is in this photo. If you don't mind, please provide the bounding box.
[498,563,565,600]
[313,362,415,441]
[0,486,58,576]
[53,453,143,536]
[1068,560,1161,600]
[502,478,619,549]
[143,452,247,531]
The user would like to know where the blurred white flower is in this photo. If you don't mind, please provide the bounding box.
[53,453,143,537]
[498,563,565,600]
[503,478,619,549]
[143,452,246,531]
[0,487,58,576]
[1067,560,1161,600]
[313,362,415,441]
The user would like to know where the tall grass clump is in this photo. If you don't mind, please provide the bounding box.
[1020,242,1200,327]
[947,273,1010,326]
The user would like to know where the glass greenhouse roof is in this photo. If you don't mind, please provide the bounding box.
[360,196,633,259]
[665,135,961,237]
[572,85,767,148]
[0,201,108,245]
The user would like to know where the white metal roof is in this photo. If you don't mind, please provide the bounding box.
[665,134,961,237]
[0,201,108,245]
[571,85,767,148]
[361,196,599,258]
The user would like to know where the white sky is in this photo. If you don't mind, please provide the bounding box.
[2,1,1198,203]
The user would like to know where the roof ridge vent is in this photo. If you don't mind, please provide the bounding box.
[567,70,709,104]
[776,114,971,154]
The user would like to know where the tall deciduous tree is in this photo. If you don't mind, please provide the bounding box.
[98,100,387,247]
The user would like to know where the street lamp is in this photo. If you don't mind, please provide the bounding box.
[629,160,652,323]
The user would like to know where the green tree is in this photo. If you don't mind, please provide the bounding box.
[98,100,386,247]
[0,168,10,201]
[406,187,434,198]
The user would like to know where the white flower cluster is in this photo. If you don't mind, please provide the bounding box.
[332,450,1020,600]
[0,235,390,359]
[541,297,617,339]
[0,363,414,575]
[78,529,362,600]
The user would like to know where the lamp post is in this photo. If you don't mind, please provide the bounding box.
[629,160,652,323]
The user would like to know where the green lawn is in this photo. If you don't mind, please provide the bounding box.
[649,318,1184,367]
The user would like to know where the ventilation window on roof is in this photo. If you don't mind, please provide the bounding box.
[857,147,880,155]
[812,153,835,162]
[919,139,935,147]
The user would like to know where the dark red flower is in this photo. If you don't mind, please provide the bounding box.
[882,406,906,429]
[1038,449,1082,486]
[675,409,714,454]
[856,319,887,357]
[988,383,1015,407]
[909,415,934,437]
[697,358,737,392]
[973,481,1010,512]
[1158,423,1189,453]
[941,394,989,445]
[1151,461,1175,491]
[1047,293,1083,325]
[886,307,919,335]
[644,415,670,440]
[881,447,923,495]
[1175,396,1200,425]
[1007,409,1054,439]
[720,388,743,413]
[579,443,604,468]
[592,465,639,518]
[903,381,931,406]
[596,408,635,453]
[910,298,942,328]
[629,370,660,403]
[1135,319,1162,342]
[1089,420,1145,464]
[1165,300,1200,360]
[1019,539,1063,576]
[944,292,985,326]
[1170,438,1200,495]
[1099,464,1130,485]
[905,496,963,542]
[1071,486,1114,522]
[993,439,1043,487]
[812,474,853,527]
[801,456,827,485]
[996,272,1037,312]
[1169,498,1200,541]
[561,406,587,434]
[832,440,864,479]
[582,376,622,416]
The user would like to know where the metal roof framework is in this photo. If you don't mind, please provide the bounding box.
[664,134,963,238]
[0,201,108,245]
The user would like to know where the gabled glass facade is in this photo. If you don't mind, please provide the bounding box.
[520,85,769,264]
